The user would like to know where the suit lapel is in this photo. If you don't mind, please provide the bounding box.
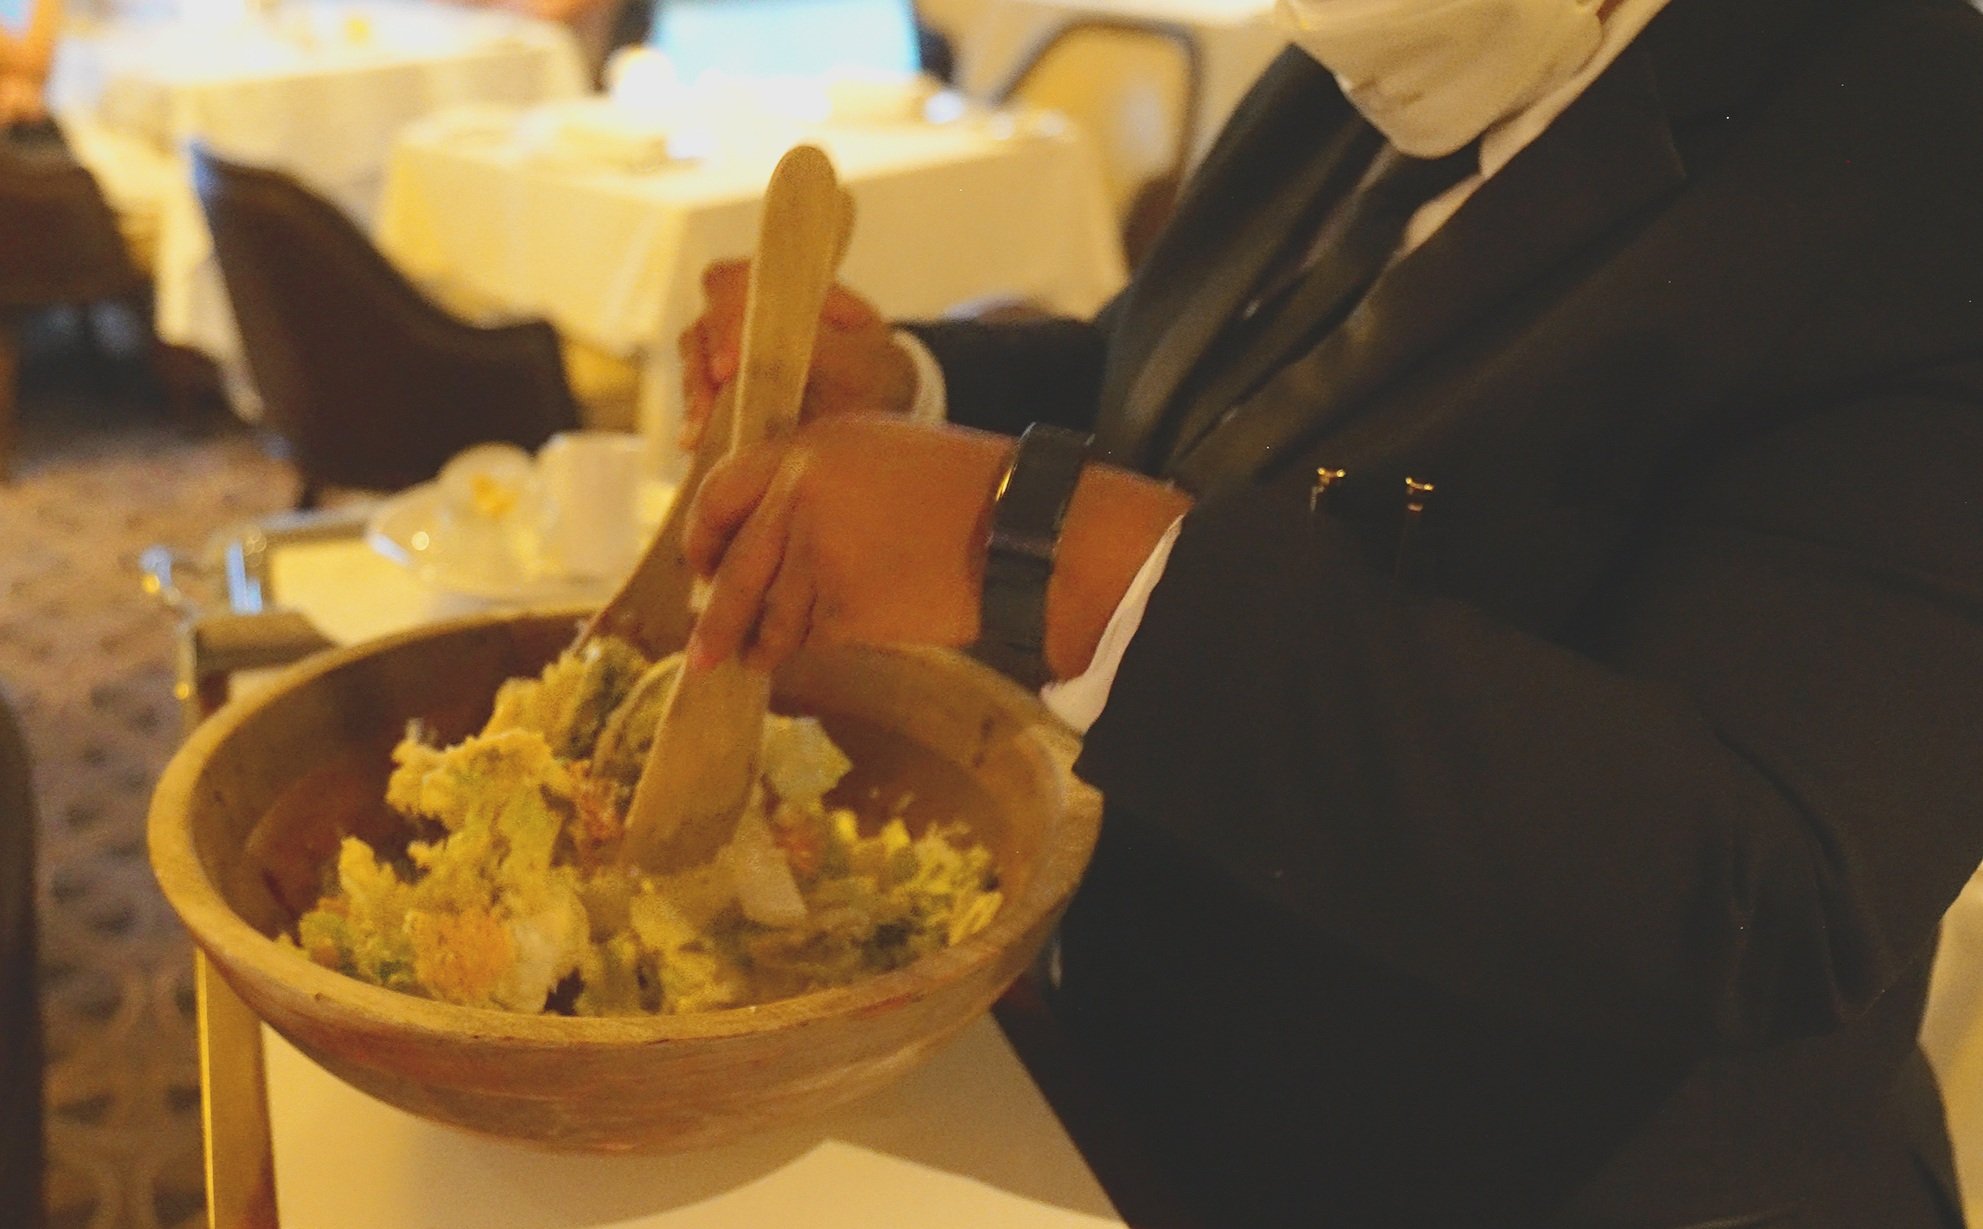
[1095,57,1378,470]
[1167,47,1690,494]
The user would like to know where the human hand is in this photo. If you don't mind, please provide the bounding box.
[676,259,918,452]
[681,416,1010,673]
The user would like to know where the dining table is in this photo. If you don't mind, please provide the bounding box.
[372,89,1130,476]
[158,505,1199,1228]
[46,0,591,413]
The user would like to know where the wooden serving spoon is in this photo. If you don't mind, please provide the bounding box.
[597,144,854,873]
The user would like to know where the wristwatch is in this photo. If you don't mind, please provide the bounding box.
[972,423,1093,688]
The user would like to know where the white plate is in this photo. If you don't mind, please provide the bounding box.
[366,482,654,605]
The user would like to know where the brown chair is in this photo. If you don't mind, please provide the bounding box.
[0,144,150,480]
[989,16,1204,269]
[190,144,584,508]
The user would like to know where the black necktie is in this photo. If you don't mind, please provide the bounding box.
[1158,142,1479,468]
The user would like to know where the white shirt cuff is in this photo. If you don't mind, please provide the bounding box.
[892,328,950,424]
[1040,516,1184,734]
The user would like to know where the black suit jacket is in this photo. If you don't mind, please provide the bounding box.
[914,0,1983,1224]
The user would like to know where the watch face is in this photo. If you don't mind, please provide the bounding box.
[996,426,1094,542]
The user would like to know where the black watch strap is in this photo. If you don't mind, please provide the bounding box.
[972,424,1093,688]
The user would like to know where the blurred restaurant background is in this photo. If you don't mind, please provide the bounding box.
[0,0,1284,1223]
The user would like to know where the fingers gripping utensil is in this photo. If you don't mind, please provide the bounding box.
[614,145,854,872]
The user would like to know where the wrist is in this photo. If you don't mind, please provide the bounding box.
[1043,466,1193,680]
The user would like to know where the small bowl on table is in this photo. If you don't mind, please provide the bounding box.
[148,609,1101,1152]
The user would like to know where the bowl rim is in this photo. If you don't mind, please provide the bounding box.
[148,608,1102,1046]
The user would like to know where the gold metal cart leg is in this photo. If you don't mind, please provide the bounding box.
[196,950,279,1229]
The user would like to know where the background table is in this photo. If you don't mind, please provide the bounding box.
[48,0,589,411]
[375,100,1128,475]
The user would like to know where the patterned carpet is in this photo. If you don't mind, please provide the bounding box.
[2,310,294,1229]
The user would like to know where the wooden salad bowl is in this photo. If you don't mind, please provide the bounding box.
[148,609,1101,1152]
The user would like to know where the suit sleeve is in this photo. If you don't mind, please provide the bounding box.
[1076,370,1983,1058]
[898,314,1110,437]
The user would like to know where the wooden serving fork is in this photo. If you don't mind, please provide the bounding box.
[582,144,853,872]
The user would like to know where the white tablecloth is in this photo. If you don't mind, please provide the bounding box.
[48,0,589,411]
[265,1014,1123,1228]
[1927,884,1983,1222]
[374,99,1128,476]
